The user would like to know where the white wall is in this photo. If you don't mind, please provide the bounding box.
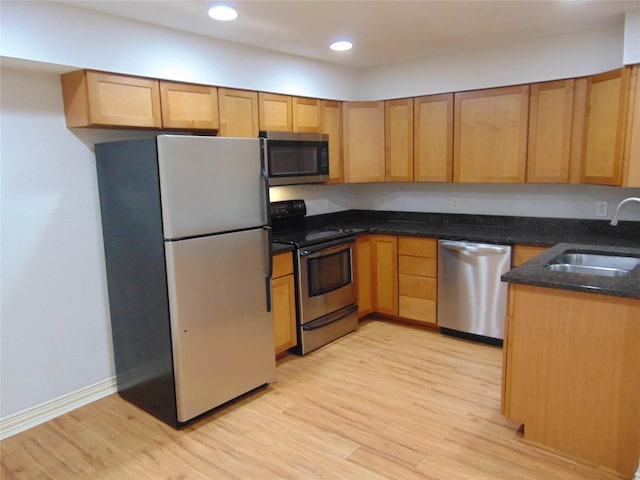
[624,9,640,64]
[1,1,640,429]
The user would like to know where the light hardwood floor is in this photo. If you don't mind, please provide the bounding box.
[1,320,624,479]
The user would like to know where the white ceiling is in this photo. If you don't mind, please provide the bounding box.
[63,0,640,69]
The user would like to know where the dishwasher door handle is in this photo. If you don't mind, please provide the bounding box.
[440,241,508,256]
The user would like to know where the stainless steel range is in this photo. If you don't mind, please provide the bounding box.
[271,200,358,354]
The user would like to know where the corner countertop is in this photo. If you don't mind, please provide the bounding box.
[272,209,640,299]
[501,243,640,299]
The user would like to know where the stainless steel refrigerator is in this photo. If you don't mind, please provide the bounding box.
[95,135,275,427]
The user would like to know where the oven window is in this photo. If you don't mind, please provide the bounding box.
[307,249,351,297]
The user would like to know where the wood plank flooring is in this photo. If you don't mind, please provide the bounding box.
[1,320,625,479]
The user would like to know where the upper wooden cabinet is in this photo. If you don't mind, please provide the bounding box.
[343,101,386,183]
[61,70,162,128]
[293,97,322,133]
[623,64,640,187]
[582,67,632,186]
[321,100,344,183]
[385,98,414,182]
[218,88,259,137]
[259,92,293,132]
[526,80,574,183]
[454,85,529,183]
[159,81,219,131]
[414,93,454,182]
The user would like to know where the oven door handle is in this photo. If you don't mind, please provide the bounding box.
[302,304,358,331]
[299,237,356,258]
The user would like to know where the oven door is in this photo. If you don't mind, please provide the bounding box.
[298,237,355,324]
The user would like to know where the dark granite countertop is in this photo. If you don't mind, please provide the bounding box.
[502,243,640,299]
[272,209,640,299]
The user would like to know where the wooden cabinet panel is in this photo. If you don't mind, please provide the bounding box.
[259,92,293,132]
[343,102,386,183]
[272,252,297,355]
[512,245,548,267]
[356,235,373,317]
[371,235,398,316]
[527,80,574,183]
[159,81,219,130]
[321,100,343,184]
[454,85,529,183]
[218,88,259,137]
[398,236,437,325]
[569,77,589,184]
[293,97,321,133]
[505,285,640,478]
[385,98,414,182]
[623,64,640,187]
[582,68,631,185]
[61,70,161,128]
[414,93,454,182]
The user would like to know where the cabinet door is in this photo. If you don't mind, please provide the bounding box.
[582,68,631,185]
[356,235,373,317]
[160,81,219,130]
[623,65,640,187]
[398,237,437,325]
[218,88,259,137]
[385,98,414,182]
[371,235,398,316]
[454,85,529,183]
[293,97,322,133]
[414,93,453,182]
[61,70,162,128]
[272,274,297,355]
[527,80,574,183]
[259,92,293,132]
[343,102,386,183]
[321,100,343,184]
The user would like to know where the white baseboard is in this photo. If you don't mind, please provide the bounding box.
[0,376,117,440]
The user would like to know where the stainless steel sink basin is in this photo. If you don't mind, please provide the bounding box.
[544,252,640,277]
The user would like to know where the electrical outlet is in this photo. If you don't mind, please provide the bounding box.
[451,198,460,210]
[596,201,608,217]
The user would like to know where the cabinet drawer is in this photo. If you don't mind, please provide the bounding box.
[398,255,436,277]
[273,252,293,278]
[398,237,437,257]
[399,296,436,323]
[399,274,437,300]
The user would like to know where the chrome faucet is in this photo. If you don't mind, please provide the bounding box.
[610,197,640,226]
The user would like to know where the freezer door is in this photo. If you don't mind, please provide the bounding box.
[164,228,275,423]
[157,135,267,239]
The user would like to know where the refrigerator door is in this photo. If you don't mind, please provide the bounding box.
[157,135,267,239]
[165,228,275,423]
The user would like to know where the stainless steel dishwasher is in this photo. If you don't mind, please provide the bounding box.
[437,240,512,345]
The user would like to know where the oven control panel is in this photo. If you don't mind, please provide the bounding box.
[270,199,306,221]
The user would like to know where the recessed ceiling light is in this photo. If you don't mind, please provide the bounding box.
[208,5,238,21]
[330,41,353,52]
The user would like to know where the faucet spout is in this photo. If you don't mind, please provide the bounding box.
[610,197,640,226]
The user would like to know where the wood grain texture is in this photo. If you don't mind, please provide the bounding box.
[1,320,622,480]
[321,100,344,184]
[372,235,398,316]
[292,96,321,133]
[623,64,640,187]
[414,93,454,182]
[259,92,293,132]
[343,101,386,183]
[217,88,259,138]
[385,98,414,182]
[356,235,373,317]
[159,81,219,130]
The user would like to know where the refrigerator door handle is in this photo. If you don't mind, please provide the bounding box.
[264,225,273,313]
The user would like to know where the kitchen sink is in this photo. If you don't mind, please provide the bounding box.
[544,252,640,278]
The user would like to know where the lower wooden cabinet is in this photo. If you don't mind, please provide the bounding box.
[356,235,373,317]
[272,252,297,355]
[371,235,398,316]
[398,236,437,325]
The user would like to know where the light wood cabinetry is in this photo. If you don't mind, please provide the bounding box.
[218,88,259,137]
[623,64,640,187]
[356,235,373,318]
[343,102,386,183]
[582,67,631,185]
[259,92,293,132]
[371,235,398,316]
[272,252,297,355]
[511,245,548,267]
[526,80,574,183]
[61,70,162,128]
[454,85,529,183]
[414,93,454,182]
[503,284,640,478]
[293,97,322,133]
[398,237,437,325]
[321,100,343,183]
[385,98,414,182]
[159,81,219,130]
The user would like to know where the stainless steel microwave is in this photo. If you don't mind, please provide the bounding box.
[260,131,329,186]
